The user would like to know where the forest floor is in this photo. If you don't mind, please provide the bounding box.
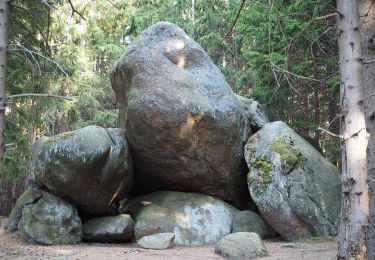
[0,216,337,260]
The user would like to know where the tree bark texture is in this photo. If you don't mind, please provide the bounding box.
[337,1,369,259]
[359,1,375,258]
[0,0,10,216]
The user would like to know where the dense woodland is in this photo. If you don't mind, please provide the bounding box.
[1,0,340,205]
[2,0,375,259]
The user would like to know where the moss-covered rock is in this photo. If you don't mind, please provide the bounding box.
[232,210,278,239]
[244,121,341,241]
[215,232,268,258]
[5,187,42,231]
[33,125,133,215]
[16,190,82,245]
[122,191,238,246]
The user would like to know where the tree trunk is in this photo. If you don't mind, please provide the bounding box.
[359,1,375,258]
[0,0,10,216]
[337,1,369,259]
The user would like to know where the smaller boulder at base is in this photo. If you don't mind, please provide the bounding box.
[137,233,175,250]
[5,187,42,231]
[17,190,82,245]
[122,191,239,246]
[83,214,134,242]
[244,121,341,240]
[215,232,268,258]
[34,125,133,216]
[232,210,278,239]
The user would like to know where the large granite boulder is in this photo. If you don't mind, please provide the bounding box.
[244,121,341,240]
[122,191,238,246]
[215,232,268,258]
[83,214,134,242]
[6,187,82,245]
[232,210,277,239]
[33,126,133,215]
[110,22,250,207]
[235,94,269,131]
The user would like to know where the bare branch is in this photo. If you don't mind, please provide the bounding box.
[10,4,50,52]
[41,0,54,9]
[270,60,321,82]
[317,127,343,139]
[6,93,74,101]
[363,59,375,64]
[342,128,367,143]
[8,43,68,77]
[312,13,339,21]
[107,0,120,10]
[225,0,246,39]
[358,92,375,103]
[68,0,86,20]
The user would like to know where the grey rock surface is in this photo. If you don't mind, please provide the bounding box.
[215,232,268,258]
[137,233,175,250]
[236,94,269,131]
[122,191,238,246]
[244,121,341,240]
[110,22,250,208]
[83,214,134,242]
[34,125,133,215]
[17,190,82,245]
[5,187,42,231]
[232,210,278,239]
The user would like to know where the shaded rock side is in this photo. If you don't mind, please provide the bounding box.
[137,233,175,250]
[232,210,278,239]
[16,189,82,245]
[110,22,250,208]
[83,214,134,242]
[235,94,269,132]
[122,191,238,246]
[5,187,42,231]
[34,125,133,215]
[215,232,268,259]
[244,121,341,240]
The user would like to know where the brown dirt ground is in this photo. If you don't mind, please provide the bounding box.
[0,217,337,260]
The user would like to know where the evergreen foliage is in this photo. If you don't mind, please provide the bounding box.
[4,0,340,182]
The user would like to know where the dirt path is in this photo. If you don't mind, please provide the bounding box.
[0,217,337,260]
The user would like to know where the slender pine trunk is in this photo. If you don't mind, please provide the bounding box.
[337,0,369,259]
[0,0,10,216]
[359,0,375,258]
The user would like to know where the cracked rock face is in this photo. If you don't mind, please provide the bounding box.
[110,22,250,208]
[244,121,341,240]
[6,187,82,245]
[33,126,133,215]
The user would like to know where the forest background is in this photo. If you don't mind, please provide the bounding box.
[1,0,339,215]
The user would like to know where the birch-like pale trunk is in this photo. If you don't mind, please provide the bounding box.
[337,0,369,259]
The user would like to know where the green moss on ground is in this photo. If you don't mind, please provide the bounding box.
[295,236,335,243]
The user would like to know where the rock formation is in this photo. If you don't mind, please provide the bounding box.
[33,125,133,215]
[244,121,341,240]
[110,22,250,208]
